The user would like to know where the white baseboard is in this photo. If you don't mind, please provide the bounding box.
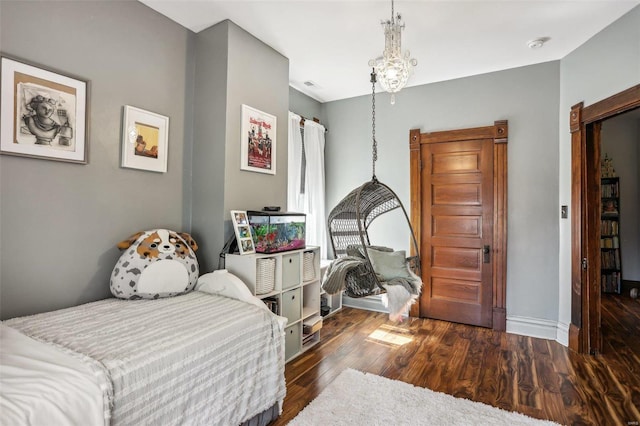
[506,315,559,341]
[342,294,389,313]
[556,321,569,346]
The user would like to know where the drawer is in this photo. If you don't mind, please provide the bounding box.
[284,323,301,360]
[281,287,301,323]
[281,253,301,290]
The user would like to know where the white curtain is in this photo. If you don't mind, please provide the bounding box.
[287,112,304,213]
[287,112,327,259]
[303,120,327,259]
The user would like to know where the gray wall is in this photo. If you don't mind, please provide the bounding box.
[223,22,289,225]
[558,5,640,330]
[289,87,324,122]
[191,21,229,274]
[602,113,640,281]
[0,4,291,319]
[0,1,192,319]
[323,62,562,322]
[190,20,290,274]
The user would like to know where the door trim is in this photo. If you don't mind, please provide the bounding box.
[569,84,640,354]
[409,121,508,330]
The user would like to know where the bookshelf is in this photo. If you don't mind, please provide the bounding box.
[225,247,322,361]
[601,177,622,294]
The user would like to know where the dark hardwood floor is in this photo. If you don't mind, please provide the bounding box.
[271,293,640,426]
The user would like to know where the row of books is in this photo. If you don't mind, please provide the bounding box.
[600,236,620,249]
[601,272,621,294]
[601,250,621,270]
[600,219,619,236]
[601,181,619,198]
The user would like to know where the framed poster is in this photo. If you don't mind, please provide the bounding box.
[121,105,169,173]
[231,210,255,255]
[0,55,88,163]
[240,104,276,175]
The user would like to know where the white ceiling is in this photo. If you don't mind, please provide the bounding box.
[140,0,639,103]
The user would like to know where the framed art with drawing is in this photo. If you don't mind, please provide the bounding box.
[121,105,169,173]
[0,55,88,163]
[240,104,276,175]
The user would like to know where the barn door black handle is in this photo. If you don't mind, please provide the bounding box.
[483,245,491,263]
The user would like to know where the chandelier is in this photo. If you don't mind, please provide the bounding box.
[368,0,417,104]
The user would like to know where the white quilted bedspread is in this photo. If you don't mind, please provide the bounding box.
[3,291,286,426]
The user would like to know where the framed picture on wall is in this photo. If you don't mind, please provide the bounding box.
[121,105,169,173]
[240,104,276,175]
[0,55,89,164]
[231,210,255,255]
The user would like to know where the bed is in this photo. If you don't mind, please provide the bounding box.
[0,273,287,426]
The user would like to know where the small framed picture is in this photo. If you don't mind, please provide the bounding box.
[121,105,169,173]
[231,210,255,255]
[0,55,89,163]
[240,104,276,175]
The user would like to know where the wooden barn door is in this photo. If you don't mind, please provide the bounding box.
[409,122,507,330]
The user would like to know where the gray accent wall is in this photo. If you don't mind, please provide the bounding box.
[190,20,289,274]
[190,21,229,275]
[323,62,562,322]
[223,22,289,232]
[290,87,324,122]
[558,5,640,334]
[0,4,290,319]
[0,1,192,319]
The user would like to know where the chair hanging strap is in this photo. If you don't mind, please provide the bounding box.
[371,69,378,182]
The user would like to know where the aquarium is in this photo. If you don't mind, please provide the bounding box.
[247,211,306,253]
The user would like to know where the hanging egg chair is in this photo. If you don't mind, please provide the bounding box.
[326,71,420,299]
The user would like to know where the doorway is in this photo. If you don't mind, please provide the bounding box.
[569,84,640,354]
[409,122,507,330]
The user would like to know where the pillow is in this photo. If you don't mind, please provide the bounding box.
[110,229,199,300]
[196,270,268,311]
[366,248,411,281]
[346,244,393,259]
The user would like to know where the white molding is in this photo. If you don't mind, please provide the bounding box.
[556,321,570,346]
[506,315,558,340]
[342,294,389,313]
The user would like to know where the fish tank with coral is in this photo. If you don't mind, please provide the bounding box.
[247,211,306,253]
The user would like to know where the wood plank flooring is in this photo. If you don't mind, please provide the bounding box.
[270,293,640,425]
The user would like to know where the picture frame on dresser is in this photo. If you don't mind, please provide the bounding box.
[231,210,255,255]
[121,105,169,173]
[0,55,88,164]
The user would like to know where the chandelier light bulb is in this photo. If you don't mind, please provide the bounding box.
[369,0,417,104]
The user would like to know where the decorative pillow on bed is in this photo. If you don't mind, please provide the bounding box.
[110,229,199,300]
[366,247,411,281]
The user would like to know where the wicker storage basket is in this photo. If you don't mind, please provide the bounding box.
[303,251,316,281]
[255,258,276,294]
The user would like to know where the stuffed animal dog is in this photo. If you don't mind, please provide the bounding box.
[110,229,199,300]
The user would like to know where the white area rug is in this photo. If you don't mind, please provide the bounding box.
[288,369,559,426]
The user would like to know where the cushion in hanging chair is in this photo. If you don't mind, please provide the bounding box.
[366,248,412,281]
